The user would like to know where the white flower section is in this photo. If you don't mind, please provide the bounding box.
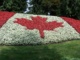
[0,13,80,45]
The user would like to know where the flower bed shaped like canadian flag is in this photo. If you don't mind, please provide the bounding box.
[0,11,80,45]
[14,16,63,38]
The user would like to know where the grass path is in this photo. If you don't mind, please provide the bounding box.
[0,40,80,60]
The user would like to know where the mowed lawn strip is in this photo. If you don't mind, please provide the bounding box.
[0,40,80,60]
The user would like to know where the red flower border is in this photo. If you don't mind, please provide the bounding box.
[0,11,15,28]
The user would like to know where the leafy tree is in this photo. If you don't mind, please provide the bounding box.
[29,0,60,15]
[0,0,4,6]
[29,0,80,19]
[42,0,60,15]
[60,0,80,19]
[29,0,44,14]
[0,0,27,13]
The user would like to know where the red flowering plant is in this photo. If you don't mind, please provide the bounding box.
[61,17,80,33]
[14,16,63,38]
[0,11,15,28]
[0,11,80,45]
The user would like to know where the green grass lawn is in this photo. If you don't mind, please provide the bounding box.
[0,40,80,60]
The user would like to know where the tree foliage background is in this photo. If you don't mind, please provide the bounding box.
[0,0,80,19]
[0,0,27,13]
[29,0,80,19]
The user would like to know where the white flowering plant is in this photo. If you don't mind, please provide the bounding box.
[0,11,80,45]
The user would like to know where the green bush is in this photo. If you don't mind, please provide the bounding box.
[0,0,27,13]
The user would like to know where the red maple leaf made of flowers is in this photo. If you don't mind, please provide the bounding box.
[14,16,63,38]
